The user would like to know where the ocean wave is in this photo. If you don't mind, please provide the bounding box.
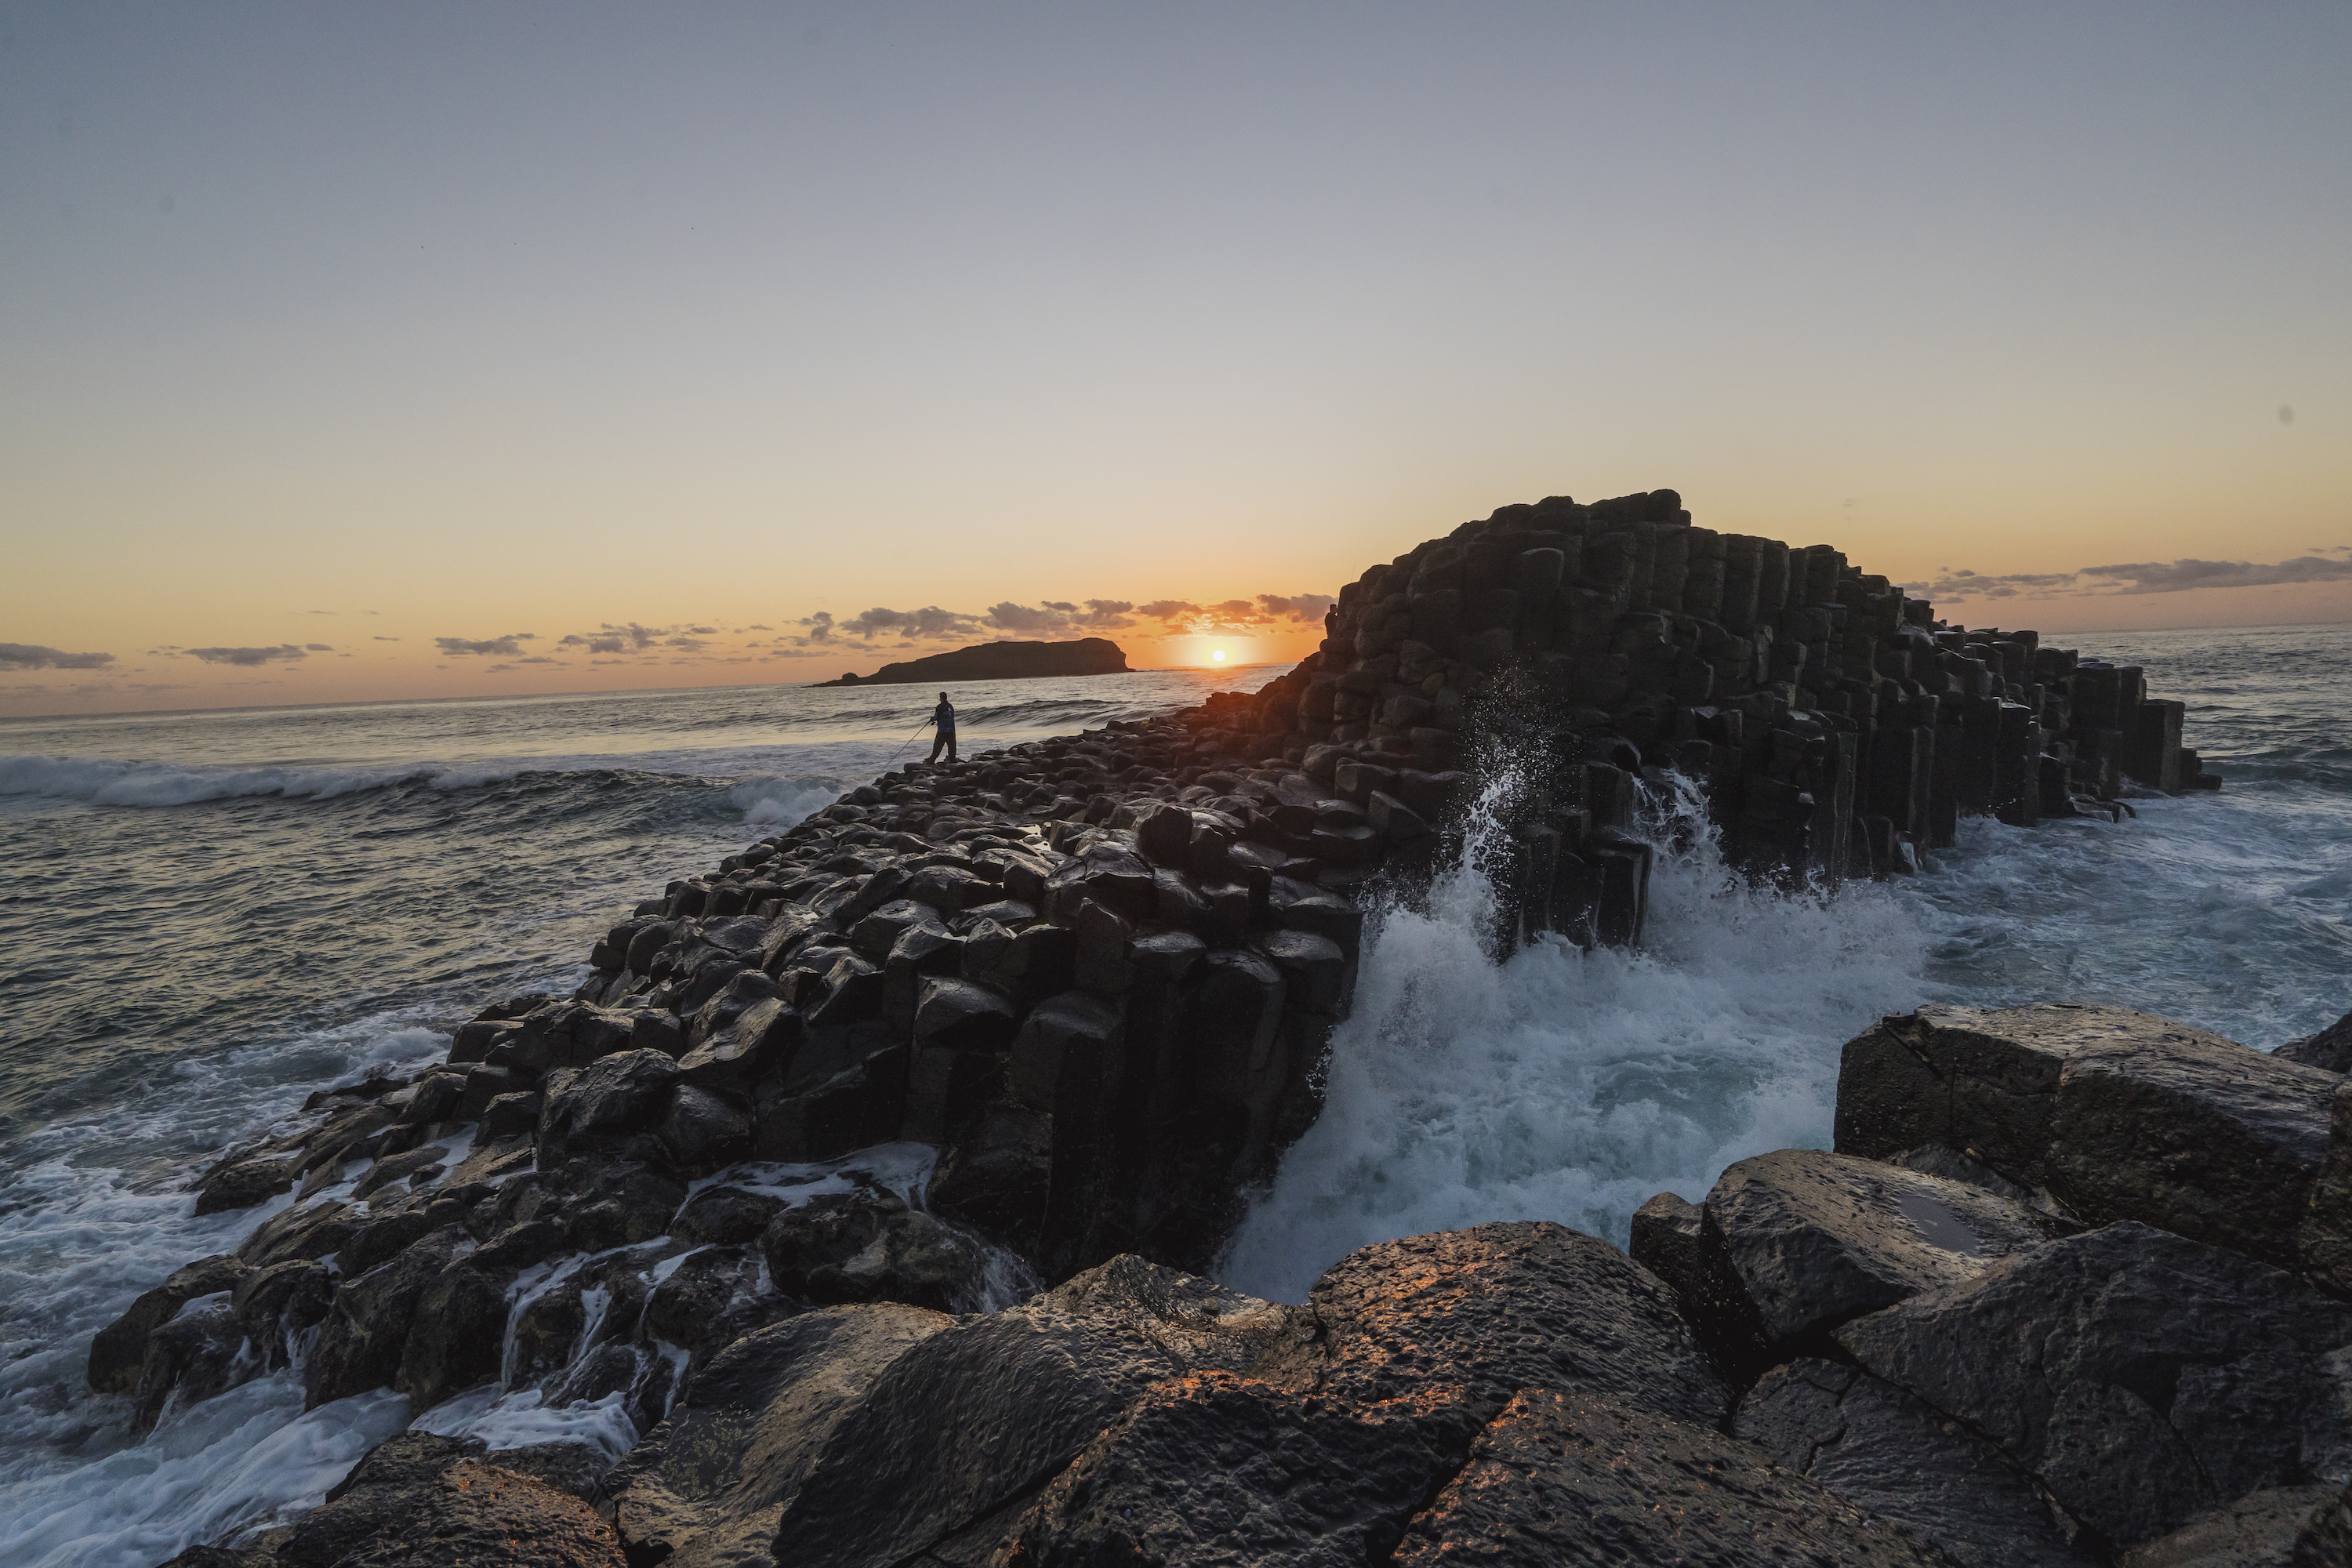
[0,753,856,829]
[0,753,528,808]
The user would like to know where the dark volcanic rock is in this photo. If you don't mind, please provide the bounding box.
[396,1256,513,1412]
[2279,1008,2352,1075]
[233,1258,335,1367]
[277,1432,623,1568]
[89,1253,250,1393]
[1737,1358,2096,1568]
[670,1183,786,1247]
[1835,1222,2352,1550]
[608,1304,950,1568]
[1392,1389,1962,1568]
[2116,1486,2340,1568]
[133,1295,252,1433]
[2045,1023,2336,1269]
[1652,1148,2073,1369]
[1835,1004,2143,1186]
[305,1223,469,1408]
[191,1148,299,1215]
[997,1367,1463,1567]
[768,1256,1287,1568]
[538,1048,681,1161]
[1283,1221,1728,1436]
[756,1189,999,1312]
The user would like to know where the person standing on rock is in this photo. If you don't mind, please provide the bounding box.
[926,691,957,764]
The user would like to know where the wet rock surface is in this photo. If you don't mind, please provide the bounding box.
[274,1432,623,1567]
[1394,1389,1964,1568]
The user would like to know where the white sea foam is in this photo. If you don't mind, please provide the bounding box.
[1220,776,1931,1304]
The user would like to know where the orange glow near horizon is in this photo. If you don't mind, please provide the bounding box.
[1145,630,1318,671]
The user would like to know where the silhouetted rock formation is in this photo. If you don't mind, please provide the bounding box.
[816,637,1129,686]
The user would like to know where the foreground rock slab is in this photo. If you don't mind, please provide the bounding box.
[274,1432,622,1568]
[1836,1004,2343,1276]
[608,1303,950,1568]
[1835,1223,2352,1552]
[1395,1388,1963,1568]
[1636,1147,2074,1376]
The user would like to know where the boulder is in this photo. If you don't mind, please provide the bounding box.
[132,1296,252,1433]
[237,1200,361,1269]
[1393,1389,1962,1568]
[275,1432,623,1568]
[537,1048,681,1161]
[231,1259,334,1367]
[2115,1486,2340,1568]
[677,996,802,1094]
[2297,1483,2352,1567]
[2278,1009,2352,1075]
[1737,1358,2097,1568]
[670,1184,786,1247]
[688,969,779,1050]
[1283,1221,1728,1437]
[761,1194,996,1312]
[606,1305,950,1568]
[1835,1223,2352,1550]
[191,1148,299,1215]
[998,1366,1463,1566]
[656,1083,754,1175]
[768,1257,1287,1568]
[88,1253,251,1393]
[2045,1023,2337,1269]
[2299,1080,2352,1297]
[396,1256,514,1412]
[305,1223,470,1407]
[1644,1148,2073,1370]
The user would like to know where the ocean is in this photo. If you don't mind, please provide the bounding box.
[2,628,2347,1565]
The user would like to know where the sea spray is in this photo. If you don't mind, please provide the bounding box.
[1218,767,1932,1305]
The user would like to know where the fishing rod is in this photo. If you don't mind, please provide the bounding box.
[881,713,933,770]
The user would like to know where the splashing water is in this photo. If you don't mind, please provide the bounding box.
[1221,766,1933,1304]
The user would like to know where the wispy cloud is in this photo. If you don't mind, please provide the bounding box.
[181,644,309,666]
[0,642,117,671]
[1906,554,2352,601]
[434,632,537,656]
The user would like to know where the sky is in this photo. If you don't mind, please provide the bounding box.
[3,2,2347,717]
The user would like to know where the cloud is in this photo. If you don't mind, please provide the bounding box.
[837,605,988,644]
[373,635,401,641]
[1905,554,2352,601]
[304,642,333,652]
[515,655,557,664]
[749,623,773,630]
[666,637,713,652]
[1256,592,1337,622]
[182,644,308,666]
[982,598,1137,635]
[434,632,537,656]
[0,642,117,670]
[686,625,717,635]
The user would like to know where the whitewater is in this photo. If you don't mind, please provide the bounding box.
[3,630,2348,1565]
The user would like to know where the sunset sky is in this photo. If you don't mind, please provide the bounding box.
[4,3,2347,717]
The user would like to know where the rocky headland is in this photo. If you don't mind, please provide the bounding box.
[817,637,1131,687]
[129,489,2352,1568]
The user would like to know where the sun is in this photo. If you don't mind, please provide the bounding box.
[1210,648,1227,663]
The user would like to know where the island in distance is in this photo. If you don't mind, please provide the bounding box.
[815,636,1133,687]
